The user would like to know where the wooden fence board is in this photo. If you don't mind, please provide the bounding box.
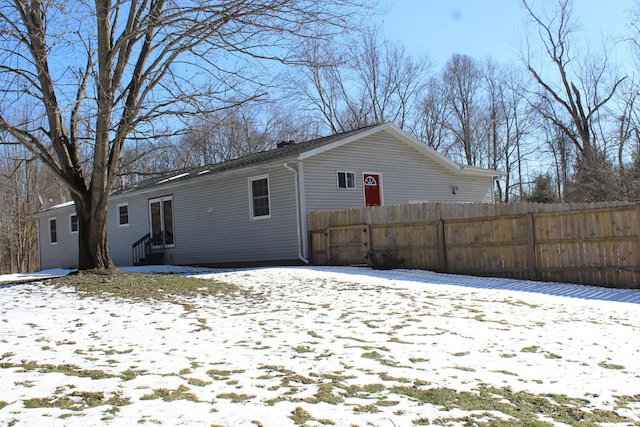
[309,202,640,288]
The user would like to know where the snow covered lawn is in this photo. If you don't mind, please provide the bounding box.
[1,266,639,426]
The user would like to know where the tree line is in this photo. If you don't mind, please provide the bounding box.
[121,1,640,203]
[0,0,639,273]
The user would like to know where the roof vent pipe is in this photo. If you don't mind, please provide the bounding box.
[277,140,295,148]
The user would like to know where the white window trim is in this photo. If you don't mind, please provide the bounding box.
[248,174,271,220]
[69,213,78,234]
[337,171,356,189]
[48,217,58,245]
[117,202,130,227]
[148,196,175,248]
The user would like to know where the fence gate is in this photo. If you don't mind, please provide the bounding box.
[322,224,370,265]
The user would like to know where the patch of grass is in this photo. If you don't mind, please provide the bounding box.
[452,366,476,372]
[308,381,345,404]
[186,377,211,387]
[352,404,379,413]
[7,361,115,380]
[0,401,7,410]
[598,361,625,370]
[289,406,335,425]
[140,385,200,402]
[281,373,315,386]
[378,398,401,408]
[292,345,314,353]
[120,368,146,381]
[493,369,519,376]
[216,393,254,403]
[390,385,636,426]
[206,368,244,381]
[14,380,36,388]
[53,270,247,303]
[377,372,412,383]
[521,345,539,353]
[307,330,323,339]
[361,351,398,367]
[23,391,130,412]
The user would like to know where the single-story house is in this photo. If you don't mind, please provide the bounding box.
[30,123,502,270]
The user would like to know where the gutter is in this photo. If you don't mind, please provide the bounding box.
[284,162,310,264]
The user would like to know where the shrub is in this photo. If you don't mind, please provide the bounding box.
[367,248,404,270]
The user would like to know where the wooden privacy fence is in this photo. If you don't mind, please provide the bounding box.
[309,202,640,288]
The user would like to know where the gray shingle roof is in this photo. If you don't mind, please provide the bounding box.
[113,123,384,195]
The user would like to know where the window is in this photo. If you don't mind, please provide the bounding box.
[149,196,174,247]
[49,218,57,244]
[70,214,78,233]
[249,175,271,219]
[118,203,129,226]
[337,171,356,189]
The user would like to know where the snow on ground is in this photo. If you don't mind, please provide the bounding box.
[0,266,639,426]
[0,269,74,285]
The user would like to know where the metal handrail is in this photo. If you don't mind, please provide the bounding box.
[132,233,164,265]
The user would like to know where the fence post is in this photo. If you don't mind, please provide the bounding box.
[437,219,447,272]
[526,213,537,281]
[324,228,330,265]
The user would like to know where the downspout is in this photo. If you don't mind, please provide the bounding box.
[491,176,496,204]
[284,162,310,264]
[297,162,308,259]
[36,219,42,271]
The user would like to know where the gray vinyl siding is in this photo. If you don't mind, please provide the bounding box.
[302,131,494,214]
[34,165,300,269]
[108,164,300,266]
[107,196,152,266]
[164,166,298,265]
[37,205,78,270]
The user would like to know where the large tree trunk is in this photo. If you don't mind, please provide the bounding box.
[72,192,115,271]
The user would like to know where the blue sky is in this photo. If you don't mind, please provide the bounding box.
[378,0,634,68]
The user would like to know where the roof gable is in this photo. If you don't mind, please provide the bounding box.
[299,123,502,178]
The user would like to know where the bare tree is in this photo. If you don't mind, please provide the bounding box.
[0,143,66,273]
[493,62,536,202]
[414,77,451,151]
[350,28,429,128]
[175,102,326,168]
[292,27,429,133]
[522,0,626,160]
[442,54,484,166]
[0,0,370,270]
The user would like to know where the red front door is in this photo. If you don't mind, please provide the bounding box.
[363,173,381,207]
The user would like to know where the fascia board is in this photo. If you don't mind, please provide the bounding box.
[28,201,76,219]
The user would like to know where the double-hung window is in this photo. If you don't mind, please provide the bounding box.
[118,203,129,226]
[70,214,78,233]
[337,171,356,189]
[49,218,57,244]
[249,175,271,220]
